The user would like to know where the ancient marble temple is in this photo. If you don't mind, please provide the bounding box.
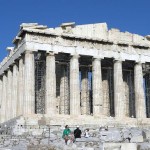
[0,22,150,125]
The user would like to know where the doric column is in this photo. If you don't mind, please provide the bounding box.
[45,52,56,115]
[0,77,2,122]
[114,60,125,118]
[134,62,146,118]
[92,58,103,116]
[102,76,110,116]
[60,65,69,114]
[17,58,24,116]
[81,68,90,115]
[24,51,35,115]
[123,80,130,117]
[12,63,18,118]
[6,69,13,120]
[70,55,80,115]
[1,74,7,123]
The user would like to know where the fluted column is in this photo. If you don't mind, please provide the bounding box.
[1,74,7,123]
[17,58,24,116]
[12,63,18,118]
[114,60,125,118]
[123,80,130,117]
[6,69,12,120]
[0,77,2,122]
[24,51,35,115]
[46,52,56,115]
[60,65,69,114]
[102,76,110,116]
[81,68,90,115]
[70,55,80,115]
[134,62,146,118]
[92,58,103,116]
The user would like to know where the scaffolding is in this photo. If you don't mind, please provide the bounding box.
[123,69,135,117]
[144,73,150,118]
[80,66,92,115]
[56,61,70,115]
[33,53,142,118]
[63,63,70,114]
[34,52,46,114]
[88,70,93,115]
[102,67,114,117]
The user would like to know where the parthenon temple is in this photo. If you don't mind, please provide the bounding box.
[0,22,150,125]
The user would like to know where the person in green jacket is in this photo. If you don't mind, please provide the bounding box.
[62,125,71,144]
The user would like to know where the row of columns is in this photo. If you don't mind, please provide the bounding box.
[0,51,35,123]
[114,61,146,118]
[51,55,146,118]
[0,51,147,123]
[66,57,146,118]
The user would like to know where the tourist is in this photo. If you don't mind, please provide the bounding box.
[62,125,71,145]
[68,131,75,144]
[84,128,90,138]
[74,125,82,139]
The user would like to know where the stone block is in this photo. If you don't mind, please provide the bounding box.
[0,148,12,150]
[76,137,99,142]
[84,148,94,150]
[27,145,56,150]
[32,129,43,136]
[103,143,121,150]
[121,143,137,150]
[103,143,137,150]
[40,138,49,145]
[38,118,46,126]
[137,143,150,150]
[100,129,122,142]
[130,135,143,143]
[145,130,150,139]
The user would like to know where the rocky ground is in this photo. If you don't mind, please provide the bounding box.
[0,116,150,149]
[0,125,150,150]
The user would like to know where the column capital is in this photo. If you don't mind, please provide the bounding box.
[113,59,123,63]
[92,57,102,61]
[3,71,7,76]
[135,61,143,65]
[70,54,80,59]
[11,59,19,66]
[18,57,24,63]
[46,52,55,56]
[7,68,12,73]
[24,50,34,55]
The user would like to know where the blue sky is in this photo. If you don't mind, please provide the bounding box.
[0,0,150,61]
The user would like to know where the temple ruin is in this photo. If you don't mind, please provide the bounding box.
[0,22,150,126]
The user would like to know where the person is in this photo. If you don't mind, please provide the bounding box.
[74,125,82,139]
[84,128,90,138]
[68,131,75,144]
[62,125,71,145]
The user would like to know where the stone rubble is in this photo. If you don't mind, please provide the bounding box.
[0,123,149,150]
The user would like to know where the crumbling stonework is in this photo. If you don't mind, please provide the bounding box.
[0,22,150,124]
[0,22,150,149]
[0,116,149,149]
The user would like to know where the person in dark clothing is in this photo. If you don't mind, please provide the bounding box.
[74,125,82,139]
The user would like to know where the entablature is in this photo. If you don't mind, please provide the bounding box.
[1,22,150,75]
